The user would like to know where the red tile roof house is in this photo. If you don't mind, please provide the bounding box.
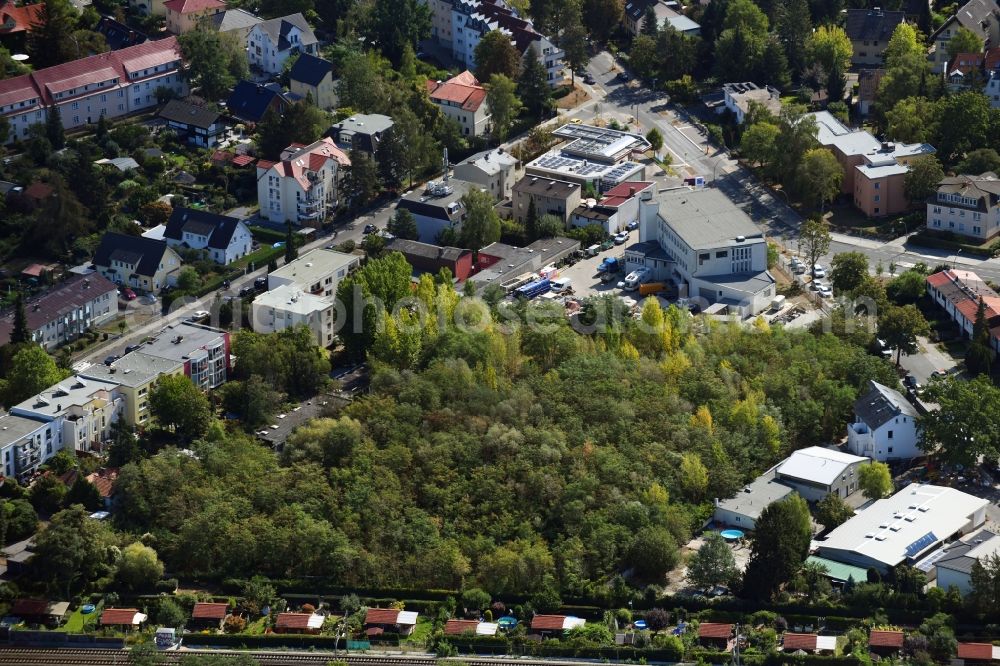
[427,71,490,138]
[100,608,147,631]
[0,37,187,145]
[697,622,735,652]
[189,602,229,630]
[868,630,905,656]
[364,608,419,636]
[444,619,480,636]
[958,643,1000,665]
[273,612,324,634]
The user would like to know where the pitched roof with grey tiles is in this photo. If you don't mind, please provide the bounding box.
[164,207,245,250]
[845,8,906,42]
[256,12,317,51]
[158,99,222,130]
[854,380,918,429]
[93,232,174,278]
[288,53,334,88]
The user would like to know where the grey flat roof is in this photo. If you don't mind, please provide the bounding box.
[627,239,671,260]
[0,414,48,447]
[657,188,764,250]
[698,270,775,294]
[268,248,360,287]
[716,469,793,521]
[11,376,121,420]
[80,352,183,388]
[141,322,225,364]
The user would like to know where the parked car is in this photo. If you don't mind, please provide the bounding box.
[626,220,639,231]
[931,369,949,378]
[363,224,378,234]
[903,374,920,390]
[613,231,629,244]
[818,286,833,298]
[103,355,120,366]
[121,287,137,300]
[239,286,255,298]
[812,264,826,278]
[583,74,595,84]
[124,344,143,354]
[617,71,630,82]
[254,277,268,290]
[189,310,210,321]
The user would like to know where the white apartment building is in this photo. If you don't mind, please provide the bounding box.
[927,173,1000,241]
[251,284,337,347]
[10,377,124,456]
[0,414,63,482]
[452,147,519,200]
[247,13,318,76]
[627,188,775,317]
[266,248,361,295]
[140,322,230,390]
[256,138,351,226]
[847,380,921,461]
[0,38,187,143]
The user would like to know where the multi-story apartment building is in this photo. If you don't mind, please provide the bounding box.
[0,274,118,350]
[256,138,351,226]
[80,352,184,426]
[927,173,1000,241]
[845,8,906,67]
[140,322,231,390]
[0,37,187,143]
[266,248,361,295]
[427,0,564,87]
[247,13,318,76]
[0,414,60,482]
[452,147,519,200]
[428,71,490,137]
[251,285,338,347]
[10,377,124,456]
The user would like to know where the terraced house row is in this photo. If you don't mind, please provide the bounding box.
[0,37,187,143]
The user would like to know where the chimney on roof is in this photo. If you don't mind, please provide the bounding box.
[629,187,636,196]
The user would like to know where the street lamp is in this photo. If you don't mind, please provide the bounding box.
[953,248,963,268]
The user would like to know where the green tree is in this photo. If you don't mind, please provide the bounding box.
[10,292,31,345]
[365,0,431,66]
[344,148,380,210]
[178,28,248,101]
[461,587,491,613]
[45,110,65,150]
[958,148,1000,175]
[774,0,812,74]
[798,148,842,211]
[919,376,1000,464]
[678,452,708,501]
[830,252,869,293]
[966,297,993,377]
[474,31,521,81]
[903,155,944,204]
[969,551,1000,616]
[518,45,553,119]
[149,374,211,441]
[391,105,437,188]
[742,494,811,600]
[740,121,780,171]
[805,25,852,78]
[387,208,419,240]
[337,50,386,113]
[947,26,984,61]
[877,24,930,117]
[687,532,738,590]
[524,197,539,242]
[713,0,770,82]
[32,505,117,598]
[220,376,284,428]
[886,269,928,304]
[242,576,276,614]
[485,73,522,142]
[106,420,142,468]
[640,4,659,36]
[335,252,414,358]
[0,345,70,408]
[28,0,78,68]
[156,597,187,628]
[561,6,589,84]
[933,91,992,164]
[117,542,165,590]
[878,304,929,365]
[2,500,38,543]
[64,476,102,511]
[885,96,938,144]
[459,188,502,260]
[815,492,854,530]
[284,222,298,263]
[646,127,663,156]
[256,101,328,161]
[582,0,622,41]
[627,525,679,583]
[176,266,201,293]
[798,217,832,274]
[29,474,68,514]
[859,461,894,499]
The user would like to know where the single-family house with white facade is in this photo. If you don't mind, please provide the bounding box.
[847,380,921,461]
[93,232,182,293]
[720,82,781,124]
[428,71,490,137]
[775,446,870,502]
[626,187,775,317]
[163,208,252,265]
[256,138,351,226]
[247,13,318,76]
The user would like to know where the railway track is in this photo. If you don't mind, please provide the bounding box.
[0,648,602,666]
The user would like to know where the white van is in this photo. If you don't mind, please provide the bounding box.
[585,244,601,257]
[623,269,649,291]
[550,277,572,293]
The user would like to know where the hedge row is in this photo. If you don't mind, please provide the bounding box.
[909,231,997,257]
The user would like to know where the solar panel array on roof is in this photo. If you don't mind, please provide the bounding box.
[905,532,938,558]
[605,162,637,179]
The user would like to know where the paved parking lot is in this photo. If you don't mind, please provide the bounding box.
[556,236,633,299]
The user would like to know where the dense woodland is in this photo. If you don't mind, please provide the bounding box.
[108,258,898,597]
